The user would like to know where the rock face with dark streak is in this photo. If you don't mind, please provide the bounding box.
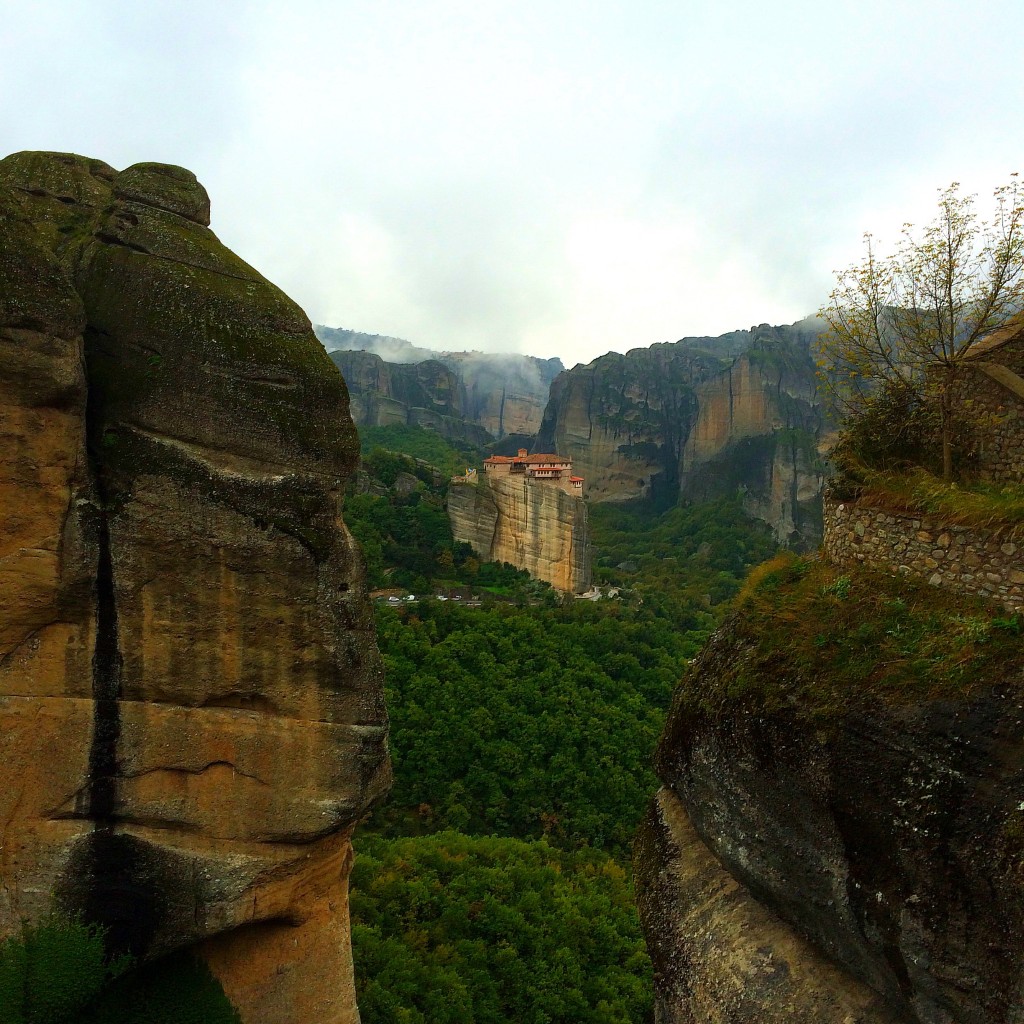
[636,612,1024,1023]
[0,152,390,1024]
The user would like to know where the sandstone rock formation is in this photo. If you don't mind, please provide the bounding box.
[447,475,591,592]
[635,788,902,1024]
[535,322,825,546]
[636,592,1024,1023]
[0,151,390,1023]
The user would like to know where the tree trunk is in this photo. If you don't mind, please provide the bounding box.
[942,416,953,482]
[940,373,954,483]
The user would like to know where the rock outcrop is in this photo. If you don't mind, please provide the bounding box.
[445,352,564,439]
[636,568,1024,1023]
[447,475,590,592]
[635,788,902,1024]
[535,322,825,546]
[0,152,390,1023]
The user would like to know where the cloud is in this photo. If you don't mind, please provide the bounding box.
[4,0,1024,367]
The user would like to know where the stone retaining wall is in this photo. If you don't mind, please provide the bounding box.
[823,497,1024,612]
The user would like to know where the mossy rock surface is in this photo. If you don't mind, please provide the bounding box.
[0,150,357,487]
[662,554,1024,733]
[648,555,1024,1022]
[0,151,116,204]
[113,162,211,226]
[0,187,84,340]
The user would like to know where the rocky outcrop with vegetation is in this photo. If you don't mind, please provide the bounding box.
[635,553,1024,1023]
[0,151,390,1023]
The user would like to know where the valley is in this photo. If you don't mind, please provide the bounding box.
[341,422,780,1022]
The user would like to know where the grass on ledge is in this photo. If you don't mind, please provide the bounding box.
[680,553,1024,720]
[849,467,1024,538]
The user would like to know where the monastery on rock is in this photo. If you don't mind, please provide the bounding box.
[480,448,584,494]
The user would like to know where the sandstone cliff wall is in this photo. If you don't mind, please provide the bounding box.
[677,349,824,546]
[0,152,390,1024]
[447,476,590,592]
[635,788,901,1024]
[535,324,825,546]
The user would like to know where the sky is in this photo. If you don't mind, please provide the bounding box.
[4,1,1024,368]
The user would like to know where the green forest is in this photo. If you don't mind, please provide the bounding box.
[346,425,779,1022]
[0,434,777,1023]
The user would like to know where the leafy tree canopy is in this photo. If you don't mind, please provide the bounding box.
[0,917,239,1024]
[372,599,697,854]
[359,424,487,479]
[817,177,1024,480]
[351,832,652,1024]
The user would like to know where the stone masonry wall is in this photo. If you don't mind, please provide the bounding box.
[956,364,1024,482]
[823,496,1024,613]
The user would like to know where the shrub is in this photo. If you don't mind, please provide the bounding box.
[0,917,240,1024]
[0,916,129,1024]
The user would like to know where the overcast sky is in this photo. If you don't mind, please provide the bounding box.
[4,1,1023,366]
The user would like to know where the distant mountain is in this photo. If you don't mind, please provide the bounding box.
[315,326,442,364]
[320,320,828,547]
[535,320,827,547]
[316,325,563,440]
[328,350,494,446]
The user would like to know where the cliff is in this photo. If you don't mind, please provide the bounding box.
[0,152,390,1022]
[635,554,1024,1023]
[445,351,564,439]
[319,327,563,440]
[447,475,591,592]
[329,349,492,446]
[535,322,825,546]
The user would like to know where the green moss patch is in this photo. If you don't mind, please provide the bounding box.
[675,553,1024,722]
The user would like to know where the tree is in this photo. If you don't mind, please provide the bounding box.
[818,178,1024,480]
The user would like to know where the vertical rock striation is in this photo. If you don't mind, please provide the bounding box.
[0,151,390,1024]
[535,323,825,545]
[447,475,591,592]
